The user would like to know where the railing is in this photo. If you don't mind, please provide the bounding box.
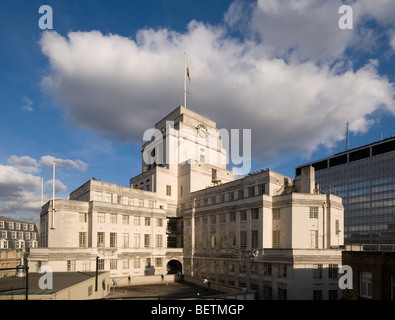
[345,244,395,252]
[0,265,29,300]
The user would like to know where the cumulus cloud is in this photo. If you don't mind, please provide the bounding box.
[38,1,395,166]
[46,179,67,193]
[39,155,88,171]
[8,155,39,173]
[0,165,41,199]
[21,96,34,112]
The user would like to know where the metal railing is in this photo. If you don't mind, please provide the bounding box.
[0,264,29,300]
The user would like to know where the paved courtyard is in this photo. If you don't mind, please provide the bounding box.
[105,281,217,300]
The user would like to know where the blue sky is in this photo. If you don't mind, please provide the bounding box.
[1,0,395,223]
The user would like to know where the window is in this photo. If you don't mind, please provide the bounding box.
[313,290,323,300]
[133,234,140,248]
[278,288,287,300]
[239,262,246,274]
[16,223,21,230]
[240,210,247,221]
[157,218,163,227]
[0,221,4,228]
[79,232,87,248]
[110,214,117,224]
[313,264,323,279]
[98,259,105,271]
[82,260,91,272]
[122,259,129,269]
[29,224,34,231]
[335,220,340,235]
[310,206,318,219]
[210,215,216,224]
[134,217,140,225]
[229,233,236,248]
[122,215,129,224]
[228,192,234,201]
[1,231,7,238]
[328,264,339,279]
[240,231,247,248]
[248,186,255,197]
[251,208,259,220]
[203,198,208,206]
[257,184,265,195]
[117,196,123,204]
[138,199,144,207]
[273,230,281,248]
[273,208,280,220]
[211,234,216,248]
[128,198,134,206]
[95,192,102,201]
[110,233,117,247]
[122,233,129,248]
[145,217,151,226]
[134,258,140,269]
[156,258,163,267]
[156,234,163,248]
[97,213,105,223]
[144,234,150,248]
[238,189,244,200]
[329,290,338,300]
[251,230,259,248]
[278,264,287,278]
[8,222,14,229]
[22,224,27,231]
[220,213,226,223]
[264,263,272,276]
[166,185,171,196]
[229,212,236,222]
[110,259,117,270]
[79,213,87,223]
[360,272,372,299]
[264,286,272,300]
[211,196,216,205]
[105,193,112,203]
[145,258,151,268]
[218,194,225,203]
[97,232,105,247]
[309,230,318,248]
[199,154,205,164]
[67,260,76,272]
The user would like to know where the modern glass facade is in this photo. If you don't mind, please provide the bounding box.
[296,137,395,244]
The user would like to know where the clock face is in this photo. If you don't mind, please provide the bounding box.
[197,124,208,138]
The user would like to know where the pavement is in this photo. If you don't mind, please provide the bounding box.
[104,281,217,300]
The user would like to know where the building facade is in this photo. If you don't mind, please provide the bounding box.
[29,105,345,299]
[296,137,395,245]
[0,215,39,250]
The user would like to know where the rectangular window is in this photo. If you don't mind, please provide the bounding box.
[110,259,117,270]
[329,290,338,300]
[29,224,34,231]
[251,208,259,220]
[0,221,4,228]
[263,286,272,300]
[258,184,266,195]
[273,208,280,220]
[211,234,216,248]
[263,263,272,276]
[313,264,323,279]
[110,233,117,247]
[278,288,287,300]
[238,189,244,200]
[117,196,123,204]
[122,233,129,248]
[144,234,150,248]
[273,230,281,248]
[278,264,287,278]
[248,186,255,197]
[128,198,134,206]
[310,230,318,248]
[95,192,102,201]
[310,206,318,219]
[166,185,171,196]
[229,212,236,222]
[156,258,163,267]
[138,199,144,207]
[133,234,140,248]
[360,272,372,299]
[110,214,117,224]
[145,217,151,226]
[157,218,163,227]
[229,232,236,248]
[145,258,151,268]
[240,231,247,248]
[97,232,105,247]
[220,213,226,223]
[134,258,140,269]
[122,215,129,224]
[156,234,163,248]
[210,215,216,224]
[8,222,14,229]
[335,220,340,235]
[79,232,87,248]
[240,210,247,221]
[67,260,76,272]
[134,217,140,225]
[122,259,129,269]
[313,290,323,300]
[228,191,234,201]
[79,212,87,223]
[329,264,339,279]
[97,213,105,223]
[82,260,91,272]
[251,230,259,248]
[211,196,216,205]
[98,259,105,271]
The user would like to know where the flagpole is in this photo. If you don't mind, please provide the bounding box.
[184,52,187,108]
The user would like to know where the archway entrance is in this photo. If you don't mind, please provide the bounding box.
[166,260,182,274]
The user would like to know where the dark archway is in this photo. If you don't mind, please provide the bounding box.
[166,260,182,274]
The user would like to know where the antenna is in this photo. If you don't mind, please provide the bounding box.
[41,177,43,207]
[184,52,187,108]
[51,160,55,229]
[346,122,349,150]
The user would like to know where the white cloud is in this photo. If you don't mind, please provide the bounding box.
[0,164,41,198]
[8,155,39,173]
[390,31,395,50]
[46,179,67,193]
[39,155,88,171]
[38,1,395,166]
[21,96,34,112]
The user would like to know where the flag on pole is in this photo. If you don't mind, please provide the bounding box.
[186,66,190,81]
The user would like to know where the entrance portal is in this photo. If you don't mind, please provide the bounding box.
[166,260,182,274]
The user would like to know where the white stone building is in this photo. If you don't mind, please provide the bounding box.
[28,106,344,299]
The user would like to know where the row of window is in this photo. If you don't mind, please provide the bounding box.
[78,232,164,248]
[0,221,35,231]
[91,213,163,227]
[0,239,38,249]
[0,231,37,240]
[94,192,156,208]
[195,184,266,208]
[63,257,164,272]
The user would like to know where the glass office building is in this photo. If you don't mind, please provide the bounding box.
[296,137,395,245]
